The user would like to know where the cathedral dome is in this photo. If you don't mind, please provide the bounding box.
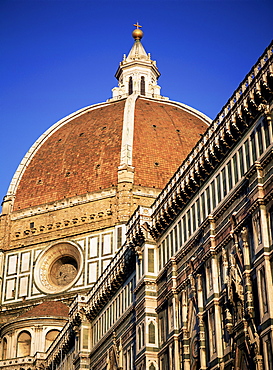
[5,26,211,212]
[9,96,209,211]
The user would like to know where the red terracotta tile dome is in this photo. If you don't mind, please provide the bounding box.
[19,301,69,319]
[9,96,210,211]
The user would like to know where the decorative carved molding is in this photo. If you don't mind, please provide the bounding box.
[151,43,273,237]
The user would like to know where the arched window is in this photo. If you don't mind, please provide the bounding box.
[148,321,155,344]
[128,76,133,95]
[260,267,268,314]
[45,329,60,351]
[17,331,31,357]
[2,337,7,360]
[141,76,145,96]
[138,326,142,350]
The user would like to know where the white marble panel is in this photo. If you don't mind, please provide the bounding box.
[7,255,18,275]
[102,233,112,255]
[21,252,31,273]
[89,236,99,258]
[19,276,29,297]
[88,262,98,283]
[6,279,16,300]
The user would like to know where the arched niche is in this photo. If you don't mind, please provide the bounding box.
[148,321,155,344]
[45,329,60,351]
[2,337,7,360]
[141,76,145,95]
[128,76,133,95]
[17,331,31,357]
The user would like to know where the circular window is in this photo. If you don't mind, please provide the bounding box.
[34,242,83,294]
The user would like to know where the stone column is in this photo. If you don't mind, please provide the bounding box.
[241,227,255,318]
[172,293,181,370]
[168,259,180,370]
[181,289,190,370]
[209,215,224,362]
[73,317,91,370]
[197,274,206,370]
[33,325,43,355]
[255,164,273,318]
[134,217,158,370]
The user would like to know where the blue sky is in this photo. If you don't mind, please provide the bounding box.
[0,0,272,205]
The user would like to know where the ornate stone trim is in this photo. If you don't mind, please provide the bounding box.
[34,241,83,294]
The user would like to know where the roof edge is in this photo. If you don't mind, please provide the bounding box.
[137,96,212,125]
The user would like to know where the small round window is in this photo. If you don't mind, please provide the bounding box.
[34,242,83,294]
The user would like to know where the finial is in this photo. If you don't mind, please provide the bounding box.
[134,22,142,29]
[132,22,143,40]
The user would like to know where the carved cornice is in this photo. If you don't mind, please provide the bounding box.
[151,41,273,238]
[13,209,113,240]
